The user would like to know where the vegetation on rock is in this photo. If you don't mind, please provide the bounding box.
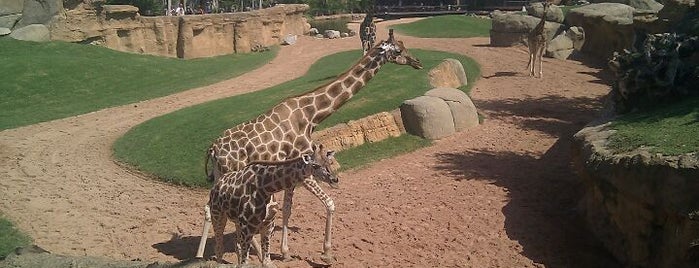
[608,32,699,114]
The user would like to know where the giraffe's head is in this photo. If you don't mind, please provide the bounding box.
[301,143,339,189]
[542,1,551,11]
[378,29,423,69]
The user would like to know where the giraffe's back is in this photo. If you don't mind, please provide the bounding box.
[210,108,314,177]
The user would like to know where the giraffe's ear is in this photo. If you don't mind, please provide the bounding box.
[388,29,395,43]
[302,154,313,164]
[326,150,335,159]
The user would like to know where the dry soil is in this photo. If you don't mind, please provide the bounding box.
[0,19,618,267]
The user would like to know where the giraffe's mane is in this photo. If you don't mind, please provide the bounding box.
[245,156,306,168]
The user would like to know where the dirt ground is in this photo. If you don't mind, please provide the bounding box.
[0,19,619,267]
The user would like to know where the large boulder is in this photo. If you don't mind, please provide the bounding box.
[424,88,479,131]
[0,14,21,28]
[527,2,565,23]
[546,32,575,59]
[0,27,10,36]
[400,96,456,140]
[565,3,635,59]
[573,122,699,268]
[324,29,340,39]
[428,58,468,89]
[281,34,297,45]
[10,24,50,42]
[0,0,23,16]
[568,26,585,50]
[545,26,585,59]
[490,11,563,47]
[15,0,64,29]
[592,0,664,13]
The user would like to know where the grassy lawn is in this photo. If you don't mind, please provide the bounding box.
[0,37,276,131]
[608,97,699,155]
[114,49,480,187]
[392,15,491,38]
[0,216,31,259]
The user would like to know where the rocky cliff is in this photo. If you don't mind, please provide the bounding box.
[572,121,699,268]
[47,3,310,58]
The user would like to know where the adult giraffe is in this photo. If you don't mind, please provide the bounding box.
[196,30,422,263]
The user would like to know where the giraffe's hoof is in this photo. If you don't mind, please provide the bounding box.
[320,253,336,264]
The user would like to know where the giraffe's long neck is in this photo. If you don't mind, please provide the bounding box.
[535,6,547,34]
[253,160,310,194]
[288,47,388,125]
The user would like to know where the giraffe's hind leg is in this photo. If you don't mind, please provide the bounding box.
[211,209,230,263]
[537,45,546,78]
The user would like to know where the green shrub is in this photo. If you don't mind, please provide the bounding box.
[608,33,699,114]
[0,217,31,259]
[309,17,351,33]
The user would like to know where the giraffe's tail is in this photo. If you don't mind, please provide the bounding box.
[204,145,215,182]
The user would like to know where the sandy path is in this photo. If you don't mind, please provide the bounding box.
[0,19,617,267]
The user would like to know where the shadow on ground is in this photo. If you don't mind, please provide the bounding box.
[434,94,620,267]
[152,233,236,261]
[476,95,606,137]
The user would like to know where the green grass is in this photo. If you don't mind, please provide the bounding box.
[0,37,276,130]
[335,134,432,171]
[608,97,699,155]
[392,15,492,38]
[114,49,480,187]
[0,217,31,259]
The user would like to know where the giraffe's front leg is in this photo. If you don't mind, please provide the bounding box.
[280,189,295,261]
[320,198,335,264]
[237,228,253,266]
[301,179,336,264]
[211,209,228,263]
[195,205,212,259]
[261,202,279,268]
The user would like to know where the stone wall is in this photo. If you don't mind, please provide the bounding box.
[49,3,310,58]
[572,121,699,268]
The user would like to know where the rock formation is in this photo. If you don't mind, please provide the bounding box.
[428,58,469,89]
[490,10,563,47]
[566,3,636,59]
[573,121,699,268]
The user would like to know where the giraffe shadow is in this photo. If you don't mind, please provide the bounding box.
[152,232,241,261]
[152,228,302,261]
[482,71,521,78]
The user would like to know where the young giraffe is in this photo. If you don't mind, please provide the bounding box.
[527,1,551,78]
[197,29,422,263]
[208,144,338,267]
[359,10,376,55]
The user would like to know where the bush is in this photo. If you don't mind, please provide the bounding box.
[308,17,351,33]
[105,0,164,16]
[608,33,699,113]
